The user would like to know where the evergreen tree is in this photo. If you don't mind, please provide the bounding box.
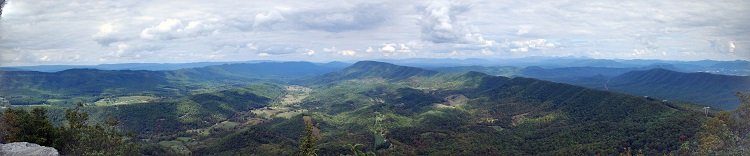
[0,108,58,146]
[298,116,317,156]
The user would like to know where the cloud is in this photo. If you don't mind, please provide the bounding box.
[416,1,499,56]
[709,39,738,53]
[380,44,396,53]
[1,0,748,66]
[140,19,219,40]
[304,49,315,56]
[92,22,132,46]
[337,50,356,56]
[253,10,286,30]
[254,44,307,55]
[323,46,337,52]
[252,3,390,32]
[418,1,489,45]
[504,39,557,53]
[257,52,271,57]
[378,43,415,56]
[516,25,532,35]
[294,3,388,32]
[418,1,467,43]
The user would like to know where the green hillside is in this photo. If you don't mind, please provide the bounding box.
[606,69,750,110]
[0,61,724,155]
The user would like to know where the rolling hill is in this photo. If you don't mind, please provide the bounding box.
[0,60,727,155]
[604,69,750,110]
[513,67,750,110]
[196,61,706,155]
[306,61,438,84]
[0,61,347,105]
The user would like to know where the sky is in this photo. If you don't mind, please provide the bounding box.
[0,0,748,66]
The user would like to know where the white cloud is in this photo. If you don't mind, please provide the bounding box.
[516,25,532,35]
[92,22,130,46]
[0,0,748,66]
[377,43,416,56]
[257,52,271,57]
[380,44,396,53]
[505,39,556,52]
[323,46,337,52]
[251,3,390,32]
[39,55,50,61]
[246,43,258,50]
[337,50,356,56]
[304,49,315,56]
[418,1,494,46]
[140,18,219,40]
[253,10,286,30]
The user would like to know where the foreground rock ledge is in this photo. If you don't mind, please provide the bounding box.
[0,142,59,156]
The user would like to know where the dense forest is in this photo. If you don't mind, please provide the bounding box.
[1,61,748,155]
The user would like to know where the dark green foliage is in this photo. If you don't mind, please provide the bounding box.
[345,144,376,156]
[0,69,173,97]
[2,61,733,155]
[193,124,297,155]
[299,117,317,156]
[0,108,59,146]
[0,106,138,155]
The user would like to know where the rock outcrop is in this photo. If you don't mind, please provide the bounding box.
[0,142,59,156]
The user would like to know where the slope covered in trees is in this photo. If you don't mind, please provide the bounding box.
[189,62,708,155]
[0,61,730,155]
[605,69,750,110]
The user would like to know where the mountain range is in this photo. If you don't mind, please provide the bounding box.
[0,60,745,155]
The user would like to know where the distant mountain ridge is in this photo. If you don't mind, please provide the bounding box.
[308,61,438,84]
[4,58,747,75]
[0,62,347,103]
[605,68,750,110]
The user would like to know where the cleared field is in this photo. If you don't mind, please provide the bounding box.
[94,96,158,106]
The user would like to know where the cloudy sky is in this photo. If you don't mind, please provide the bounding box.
[0,0,748,66]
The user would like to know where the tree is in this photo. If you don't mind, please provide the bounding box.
[346,144,376,156]
[298,116,317,156]
[696,112,737,154]
[61,104,138,156]
[0,108,59,146]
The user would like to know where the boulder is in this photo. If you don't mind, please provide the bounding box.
[0,142,59,156]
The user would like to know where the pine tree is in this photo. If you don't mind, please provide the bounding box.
[299,116,317,156]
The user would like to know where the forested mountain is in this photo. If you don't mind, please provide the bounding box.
[605,69,750,110]
[190,61,707,155]
[0,62,346,104]
[307,61,438,84]
[509,66,750,110]
[0,69,175,97]
[0,60,742,155]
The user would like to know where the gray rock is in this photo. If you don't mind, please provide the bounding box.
[0,142,59,156]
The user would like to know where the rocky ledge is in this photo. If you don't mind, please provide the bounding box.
[0,142,59,156]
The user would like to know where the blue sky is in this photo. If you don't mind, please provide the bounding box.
[0,0,748,66]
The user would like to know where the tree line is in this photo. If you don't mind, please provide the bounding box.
[0,103,138,155]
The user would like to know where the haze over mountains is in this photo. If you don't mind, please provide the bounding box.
[3,57,749,76]
[2,58,748,109]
